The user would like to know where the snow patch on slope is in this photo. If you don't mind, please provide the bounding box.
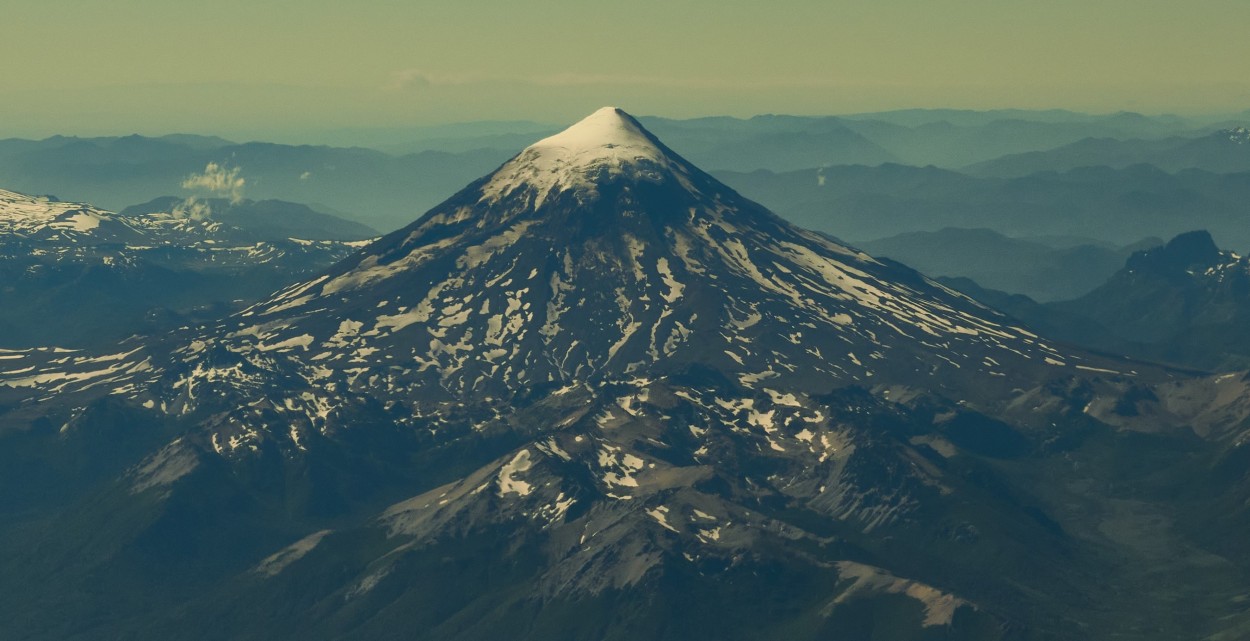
[833,561,971,627]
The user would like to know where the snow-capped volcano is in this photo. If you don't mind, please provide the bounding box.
[217,106,1094,405]
[3,107,1117,424]
[0,108,1228,641]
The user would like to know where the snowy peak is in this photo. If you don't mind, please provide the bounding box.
[480,107,688,207]
[1127,229,1224,273]
[526,107,662,160]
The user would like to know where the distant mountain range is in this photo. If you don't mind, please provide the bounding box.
[834,111,1210,168]
[965,127,1250,177]
[939,230,1250,372]
[717,163,1250,249]
[857,228,1161,302]
[639,116,902,171]
[120,196,377,242]
[1,109,1240,236]
[324,108,1225,168]
[0,189,373,348]
[0,135,513,231]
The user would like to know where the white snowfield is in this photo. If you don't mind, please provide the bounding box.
[0,189,123,240]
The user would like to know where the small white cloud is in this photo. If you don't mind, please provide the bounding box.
[182,162,246,203]
[299,171,312,181]
[172,197,213,221]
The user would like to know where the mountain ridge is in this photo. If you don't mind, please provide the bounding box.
[0,188,374,348]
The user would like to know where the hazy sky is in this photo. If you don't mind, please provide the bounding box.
[4,0,1249,137]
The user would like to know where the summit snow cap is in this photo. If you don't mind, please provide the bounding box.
[527,107,663,160]
[480,107,688,206]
